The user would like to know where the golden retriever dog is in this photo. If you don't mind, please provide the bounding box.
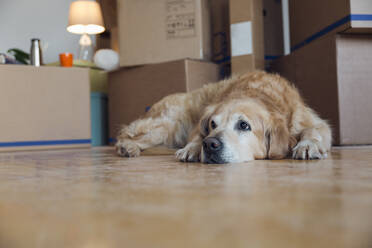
[115,71,331,163]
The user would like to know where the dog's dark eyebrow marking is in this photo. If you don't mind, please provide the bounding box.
[238,115,249,122]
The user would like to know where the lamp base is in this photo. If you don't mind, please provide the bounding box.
[78,33,94,61]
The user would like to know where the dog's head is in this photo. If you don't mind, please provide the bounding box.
[199,99,293,164]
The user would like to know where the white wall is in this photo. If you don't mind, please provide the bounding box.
[0,0,85,64]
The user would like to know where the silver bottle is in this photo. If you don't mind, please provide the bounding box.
[30,38,43,66]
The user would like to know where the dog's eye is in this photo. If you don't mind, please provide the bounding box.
[237,120,251,131]
[211,120,217,129]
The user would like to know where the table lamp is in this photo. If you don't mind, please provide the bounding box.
[67,0,105,61]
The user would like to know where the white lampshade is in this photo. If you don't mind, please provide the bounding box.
[67,1,105,35]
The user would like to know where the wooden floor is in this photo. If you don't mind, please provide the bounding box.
[0,147,372,248]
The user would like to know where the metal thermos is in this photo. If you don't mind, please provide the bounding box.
[30,38,43,66]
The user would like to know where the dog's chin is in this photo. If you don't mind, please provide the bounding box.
[202,153,228,164]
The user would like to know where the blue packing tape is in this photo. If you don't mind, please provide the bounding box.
[291,14,372,52]
[0,139,91,147]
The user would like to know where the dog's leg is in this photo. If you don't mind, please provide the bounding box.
[175,128,202,162]
[116,118,164,157]
[115,93,195,157]
[116,115,189,157]
[292,121,332,160]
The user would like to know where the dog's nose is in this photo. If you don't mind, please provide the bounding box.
[203,137,222,153]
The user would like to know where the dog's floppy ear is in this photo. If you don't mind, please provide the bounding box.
[264,116,294,159]
[199,105,216,137]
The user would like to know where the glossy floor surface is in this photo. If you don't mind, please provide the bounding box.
[0,147,372,248]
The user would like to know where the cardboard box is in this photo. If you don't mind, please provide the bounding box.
[289,0,372,51]
[271,34,372,145]
[229,0,264,74]
[47,60,108,93]
[263,0,284,59]
[108,59,220,139]
[117,0,212,67]
[0,65,91,151]
[211,0,231,78]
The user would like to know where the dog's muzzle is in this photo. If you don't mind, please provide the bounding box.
[202,137,226,164]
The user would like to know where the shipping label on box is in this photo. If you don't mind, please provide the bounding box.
[231,21,253,56]
[166,0,196,39]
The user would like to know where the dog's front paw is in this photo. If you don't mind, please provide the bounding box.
[292,140,327,160]
[116,140,141,157]
[175,142,201,162]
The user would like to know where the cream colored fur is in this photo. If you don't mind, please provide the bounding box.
[116,71,332,163]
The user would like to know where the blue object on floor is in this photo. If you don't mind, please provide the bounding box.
[91,93,108,146]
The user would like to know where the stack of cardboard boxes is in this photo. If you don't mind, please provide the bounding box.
[109,0,267,140]
[271,0,372,145]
